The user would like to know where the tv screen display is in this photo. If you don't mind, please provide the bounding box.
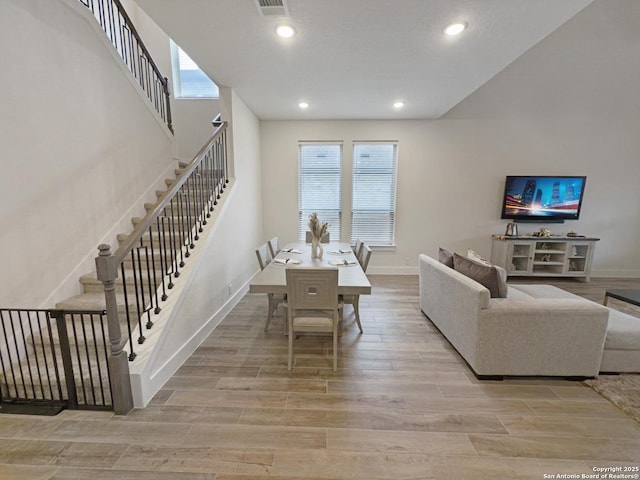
[501,176,586,221]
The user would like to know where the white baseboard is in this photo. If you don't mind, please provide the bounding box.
[367,266,418,275]
[591,269,640,278]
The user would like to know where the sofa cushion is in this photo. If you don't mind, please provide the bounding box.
[505,286,535,301]
[605,309,640,350]
[438,247,454,268]
[509,284,583,300]
[453,252,508,298]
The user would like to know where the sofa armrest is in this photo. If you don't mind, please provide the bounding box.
[419,254,490,367]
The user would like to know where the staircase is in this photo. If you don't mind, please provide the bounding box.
[1,117,230,414]
[1,163,186,409]
[1,0,231,415]
[55,163,191,347]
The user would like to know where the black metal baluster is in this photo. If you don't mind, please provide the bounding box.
[119,262,137,361]
[171,197,186,268]
[68,315,87,406]
[77,314,97,406]
[131,249,146,343]
[155,216,169,299]
[15,311,36,399]
[146,224,161,315]
[0,310,18,399]
[159,216,175,290]
[20,311,44,399]
[197,167,207,227]
[190,175,202,240]
[89,313,106,406]
[117,8,127,67]
[45,311,66,403]
[139,245,153,329]
[148,221,165,308]
[36,311,57,401]
[26,311,45,400]
[182,188,195,252]
[223,129,229,185]
[98,314,113,406]
[204,151,213,214]
[166,207,180,280]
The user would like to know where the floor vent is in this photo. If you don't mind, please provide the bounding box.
[255,0,289,16]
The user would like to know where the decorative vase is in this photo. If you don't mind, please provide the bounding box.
[311,237,323,259]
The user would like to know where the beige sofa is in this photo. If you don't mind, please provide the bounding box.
[419,254,611,378]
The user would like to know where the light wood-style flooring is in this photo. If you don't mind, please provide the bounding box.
[1,275,639,479]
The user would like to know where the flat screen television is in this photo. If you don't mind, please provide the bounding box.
[500,175,587,222]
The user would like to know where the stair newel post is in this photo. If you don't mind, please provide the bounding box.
[95,244,133,415]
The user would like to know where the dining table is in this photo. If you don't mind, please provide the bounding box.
[249,242,372,297]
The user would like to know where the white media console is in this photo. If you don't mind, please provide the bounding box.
[490,235,599,281]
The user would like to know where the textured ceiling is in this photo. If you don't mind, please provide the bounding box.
[137,0,593,120]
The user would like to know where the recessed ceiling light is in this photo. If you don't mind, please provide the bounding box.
[444,22,466,36]
[298,102,309,109]
[393,101,405,109]
[276,24,296,38]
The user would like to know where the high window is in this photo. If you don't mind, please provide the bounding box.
[298,143,343,241]
[351,142,398,246]
[170,40,219,99]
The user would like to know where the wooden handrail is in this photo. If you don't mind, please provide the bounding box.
[112,120,227,265]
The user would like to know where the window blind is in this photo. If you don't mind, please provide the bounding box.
[298,143,342,241]
[170,40,219,98]
[351,142,398,245]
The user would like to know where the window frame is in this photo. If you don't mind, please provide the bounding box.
[297,142,343,242]
[350,141,398,247]
[170,40,219,99]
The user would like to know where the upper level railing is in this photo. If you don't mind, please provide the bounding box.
[78,0,173,133]
[95,116,229,413]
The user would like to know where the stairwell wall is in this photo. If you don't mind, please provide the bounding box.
[0,0,175,308]
[131,89,263,407]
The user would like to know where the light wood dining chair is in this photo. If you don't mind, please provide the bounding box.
[341,244,372,333]
[357,244,372,272]
[305,231,330,243]
[353,238,364,260]
[267,236,281,258]
[255,243,286,332]
[286,267,340,371]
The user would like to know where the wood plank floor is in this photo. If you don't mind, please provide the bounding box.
[1,275,639,479]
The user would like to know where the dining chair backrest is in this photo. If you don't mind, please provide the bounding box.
[255,243,272,271]
[358,244,372,272]
[286,267,339,311]
[353,239,363,259]
[305,231,330,244]
[268,236,281,258]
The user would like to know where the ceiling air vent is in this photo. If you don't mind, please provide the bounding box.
[255,0,289,17]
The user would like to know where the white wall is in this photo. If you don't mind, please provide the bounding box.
[172,99,223,161]
[154,89,263,371]
[0,0,176,308]
[260,1,640,277]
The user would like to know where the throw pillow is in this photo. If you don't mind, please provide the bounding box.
[438,247,455,268]
[467,249,491,266]
[453,252,508,298]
